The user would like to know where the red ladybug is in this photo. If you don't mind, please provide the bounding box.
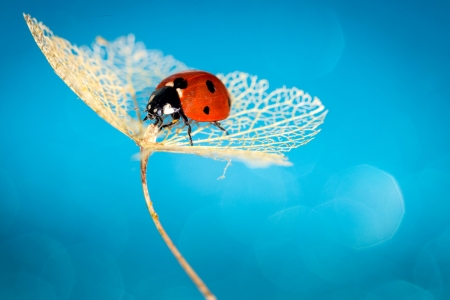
[144,70,231,145]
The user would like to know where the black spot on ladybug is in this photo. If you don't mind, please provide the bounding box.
[174,77,188,89]
[206,80,215,93]
[203,106,210,115]
[227,97,231,107]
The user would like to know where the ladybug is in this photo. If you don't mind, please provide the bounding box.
[143,70,231,145]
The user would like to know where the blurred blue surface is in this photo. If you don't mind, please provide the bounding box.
[1,0,450,299]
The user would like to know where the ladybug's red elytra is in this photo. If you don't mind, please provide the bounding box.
[144,70,231,145]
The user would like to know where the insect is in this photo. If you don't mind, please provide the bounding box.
[143,70,231,145]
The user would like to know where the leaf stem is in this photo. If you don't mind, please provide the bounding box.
[139,148,216,300]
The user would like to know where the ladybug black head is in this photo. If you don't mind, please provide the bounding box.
[143,86,182,122]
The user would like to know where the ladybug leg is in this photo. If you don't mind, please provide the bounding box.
[212,121,229,135]
[160,113,180,130]
[179,111,193,146]
[154,116,164,128]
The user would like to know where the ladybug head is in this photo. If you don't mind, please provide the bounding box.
[144,86,181,121]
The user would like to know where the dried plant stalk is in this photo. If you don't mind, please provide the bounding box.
[24,13,327,299]
[140,149,216,299]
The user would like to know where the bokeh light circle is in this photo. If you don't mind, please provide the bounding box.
[67,244,123,299]
[365,280,434,300]
[0,233,75,299]
[255,205,329,296]
[219,167,296,246]
[322,165,404,249]
[179,205,248,284]
[414,228,450,299]
[0,168,19,236]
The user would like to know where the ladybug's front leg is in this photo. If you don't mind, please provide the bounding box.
[153,115,164,129]
[160,113,180,130]
[179,111,193,146]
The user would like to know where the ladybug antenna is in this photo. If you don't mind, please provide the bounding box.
[133,107,146,112]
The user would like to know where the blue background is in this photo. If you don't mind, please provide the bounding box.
[1,0,450,299]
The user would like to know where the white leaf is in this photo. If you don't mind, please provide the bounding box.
[24,14,327,167]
